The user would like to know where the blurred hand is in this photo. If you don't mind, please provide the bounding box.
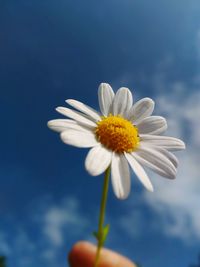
[68,241,137,267]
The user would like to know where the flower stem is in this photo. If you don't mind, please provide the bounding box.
[94,166,111,267]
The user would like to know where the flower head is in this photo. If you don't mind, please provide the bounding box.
[48,83,185,199]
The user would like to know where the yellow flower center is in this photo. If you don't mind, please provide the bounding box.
[95,115,140,153]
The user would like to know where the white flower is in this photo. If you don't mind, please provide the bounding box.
[47,83,185,199]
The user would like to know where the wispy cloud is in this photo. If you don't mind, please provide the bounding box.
[0,196,91,267]
[39,197,89,247]
[142,74,200,243]
[117,30,200,242]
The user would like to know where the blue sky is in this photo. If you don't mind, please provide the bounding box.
[0,0,200,266]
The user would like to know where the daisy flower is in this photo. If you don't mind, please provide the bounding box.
[48,83,185,199]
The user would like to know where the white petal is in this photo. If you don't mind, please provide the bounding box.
[137,116,167,135]
[133,153,174,179]
[111,153,131,199]
[112,87,133,117]
[98,83,115,116]
[134,146,177,179]
[56,107,97,128]
[152,147,179,167]
[66,99,101,121]
[128,98,154,124]
[140,134,186,151]
[47,119,77,133]
[125,153,153,192]
[47,119,92,133]
[60,129,98,148]
[85,145,112,176]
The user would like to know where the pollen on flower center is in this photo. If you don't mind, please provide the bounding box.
[95,115,140,153]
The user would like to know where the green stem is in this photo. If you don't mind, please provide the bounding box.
[94,166,111,267]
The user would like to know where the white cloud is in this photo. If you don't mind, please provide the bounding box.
[0,196,91,267]
[142,76,200,243]
[41,197,89,246]
[116,43,200,242]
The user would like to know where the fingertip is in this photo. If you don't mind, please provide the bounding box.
[68,241,96,267]
[68,241,137,267]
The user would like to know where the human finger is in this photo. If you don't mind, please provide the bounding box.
[68,241,137,267]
